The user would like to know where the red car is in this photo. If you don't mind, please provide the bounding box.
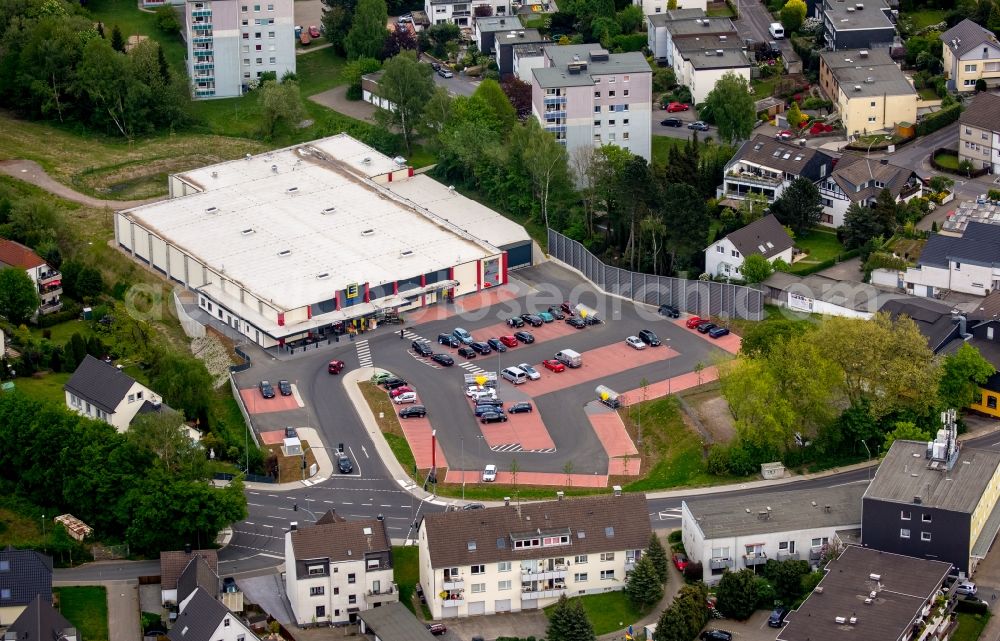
[499,335,518,348]
[308,25,320,38]
[685,316,704,329]
[666,102,690,112]
[673,552,689,572]
[328,359,344,374]
[389,386,414,398]
[777,129,794,140]
[542,359,565,373]
[560,301,574,316]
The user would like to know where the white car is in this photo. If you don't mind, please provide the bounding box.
[393,391,417,404]
[470,389,498,402]
[482,464,497,482]
[625,336,647,350]
[517,363,541,380]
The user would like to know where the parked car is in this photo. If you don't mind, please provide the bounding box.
[672,552,688,571]
[777,129,794,140]
[328,359,345,374]
[688,121,710,131]
[412,340,433,357]
[389,386,414,398]
[543,359,566,372]
[308,25,320,37]
[566,317,586,329]
[430,61,441,71]
[547,306,565,320]
[259,380,275,398]
[466,384,494,398]
[500,335,518,348]
[487,338,507,352]
[471,341,492,355]
[223,576,238,593]
[506,316,525,328]
[666,101,690,112]
[337,453,353,474]
[560,301,574,315]
[400,405,427,419]
[685,316,704,329]
[474,404,504,417]
[658,304,680,318]
[278,379,292,396]
[463,503,485,510]
[372,371,394,384]
[626,336,646,350]
[538,311,555,323]
[638,329,662,346]
[960,594,990,609]
[437,67,454,78]
[584,315,602,326]
[700,631,733,641]
[514,330,535,343]
[458,346,477,359]
[426,624,447,636]
[508,402,533,414]
[482,464,497,482]
[480,411,508,424]
[437,333,460,348]
[382,377,408,390]
[285,426,298,438]
[660,117,683,127]
[393,391,418,404]
[520,313,544,327]
[767,607,789,628]
[431,353,455,366]
[709,326,731,339]
[696,322,717,334]
[452,327,474,344]
[955,582,978,596]
[517,363,541,380]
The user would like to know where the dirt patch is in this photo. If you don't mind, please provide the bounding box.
[265,440,318,483]
[681,383,736,444]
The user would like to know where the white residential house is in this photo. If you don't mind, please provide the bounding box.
[817,153,923,228]
[681,484,865,585]
[704,214,794,279]
[285,511,396,625]
[0,238,62,316]
[418,493,651,619]
[425,0,511,26]
[63,355,168,432]
[882,221,1000,298]
[673,42,751,105]
[634,0,706,18]
[941,19,1000,92]
[648,13,737,65]
[717,134,834,205]
[168,588,259,641]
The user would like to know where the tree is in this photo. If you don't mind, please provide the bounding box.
[645,532,670,583]
[425,23,460,58]
[322,3,354,56]
[662,183,709,274]
[148,353,215,422]
[546,595,596,641]
[740,319,812,358]
[419,86,453,141]
[472,79,518,132]
[977,78,988,92]
[511,118,572,231]
[702,72,755,144]
[872,188,899,236]
[626,555,664,607]
[883,420,932,452]
[939,342,996,410]
[841,202,882,249]
[153,5,181,32]
[257,79,303,139]
[342,57,382,99]
[500,77,532,120]
[741,253,773,283]
[786,101,804,129]
[382,26,416,59]
[779,0,807,34]
[716,569,760,620]
[763,559,811,603]
[770,177,823,235]
[374,51,434,153]
[76,37,133,137]
[345,0,388,60]
[0,269,40,324]
[110,24,126,52]
[129,410,207,480]
[8,198,57,248]
[616,4,644,32]
[75,266,104,300]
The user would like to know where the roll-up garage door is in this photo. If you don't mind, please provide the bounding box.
[495,599,511,613]
[468,601,486,615]
[503,242,532,269]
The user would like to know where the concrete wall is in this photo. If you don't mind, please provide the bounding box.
[634,0,706,17]
[173,290,207,338]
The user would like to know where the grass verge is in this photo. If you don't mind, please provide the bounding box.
[10,374,72,406]
[933,150,961,171]
[55,586,110,641]
[543,591,647,636]
[790,227,847,273]
[954,612,990,641]
[28,320,92,345]
[393,546,432,619]
[265,441,318,483]
[652,136,686,169]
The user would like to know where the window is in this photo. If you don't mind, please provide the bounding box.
[242,33,249,39]
[965,79,977,86]
[955,262,961,271]
[333,587,339,595]
[623,75,629,82]
[243,58,250,65]
[600,570,615,580]
[574,572,588,582]
[594,91,601,98]
[609,90,616,97]
[256,57,263,64]
[900,528,910,539]
[471,583,486,593]
[609,133,616,141]
[128,394,135,403]
[348,573,356,584]
[574,555,588,564]
[242,18,249,25]
[255,31,261,38]
[623,118,629,125]
[253,3,260,9]
[731,250,739,257]
[600,552,615,561]
[269,31,275,37]
[305,585,325,596]
[609,76,616,84]
[594,106,601,113]
[868,116,877,123]
[241,5,247,10]
[308,565,325,576]
[988,395,997,409]
[243,45,250,52]
[922,514,932,523]
[623,132,629,140]
[966,64,978,72]
[901,510,911,520]
[348,594,357,604]
[711,547,729,559]
[255,44,262,50]
[315,606,325,618]
[921,532,932,542]
[609,119,616,126]
[267,3,273,8]
[810,538,828,548]
[717,245,725,253]
[624,89,629,97]
[498,561,511,572]
[498,580,511,591]
[224,619,230,627]
[870,101,876,107]
[594,119,601,127]
[471,565,485,575]
[367,559,380,570]
[0,589,9,599]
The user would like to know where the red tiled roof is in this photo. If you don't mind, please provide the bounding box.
[0,238,45,269]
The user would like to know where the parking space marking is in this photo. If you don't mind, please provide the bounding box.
[657,508,682,520]
[356,339,373,367]
[492,443,522,452]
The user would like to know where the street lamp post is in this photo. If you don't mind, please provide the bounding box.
[41,514,45,536]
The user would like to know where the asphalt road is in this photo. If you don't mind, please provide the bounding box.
[734,0,801,73]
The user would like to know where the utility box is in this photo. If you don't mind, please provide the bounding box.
[760,462,785,480]
[283,436,303,457]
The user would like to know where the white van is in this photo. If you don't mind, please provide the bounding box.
[555,349,582,368]
[501,367,528,385]
[769,22,785,39]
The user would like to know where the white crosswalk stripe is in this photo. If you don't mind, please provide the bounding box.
[356,339,372,367]
[458,362,486,374]
[491,443,522,453]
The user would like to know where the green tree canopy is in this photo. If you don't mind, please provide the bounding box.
[939,342,996,410]
[645,532,670,583]
[345,0,389,60]
[740,253,773,283]
[0,268,40,324]
[716,569,760,620]
[374,51,434,153]
[129,410,207,480]
[662,182,709,274]
[780,0,807,33]
[546,595,597,641]
[770,177,823,235]
[841,202,882,249]
[702,72,755,144]
[472,78,518,132]
[740,319,812,358]
[257,78,303,139]
[626,555,664,607]
[883,420,932,452]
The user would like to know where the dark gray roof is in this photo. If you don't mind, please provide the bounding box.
[168,588,240,641]
[970,290,1000,321]
[665,17,737,37]
[728,134,835,181]
[495,28,545,48]
[672,34,739,53]
[830,153,919,204]
[684,484,864,540]
[941,19,1000,59]
[918,222,1000,269]
[864,440,1000,513]
[475,16,523,33]
[822,0,894,31]
[960,92,1000,131]
[289,511,391,563]
[7,596,75,641]
[879,297,959,352]
[819,50,915,98]
[764,273,903,313]
[684,48,750,70]
[177,556,219,606]
[820,48,894,69]
[777,547,951,641]
[0,547,53,607]
[358,602,437,641]
[63,355,137,414]
[724,214,794,260]
[646,8,706,27]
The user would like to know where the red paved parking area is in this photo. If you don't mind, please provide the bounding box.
[586,404,638,458]
[672,319,742,353]
[608,457,642,476]
[444,469,609,487]
[618,366,720,405]
[523,343,678,397]
[260,430,287,445]
[240,389,300,414]
[407,287,520,325]
[470,318,578,347]
[393,391,450,470]
[469,400,556,450]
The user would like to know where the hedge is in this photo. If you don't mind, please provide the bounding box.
[610,33,647,52]
[916,103,962,137]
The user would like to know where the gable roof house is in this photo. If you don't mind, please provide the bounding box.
[0,548,53,626]
[704,214,794,279]
[941,19,1000,92]
[4,596,77,641]
[817,153,923,227]
[717,134,835,206]
[168,588,259,641]
[890,222,1000,298]
[957,92,1000,174]
[64,355,171,433]
[0,238,62,317]
[160,548,219,607]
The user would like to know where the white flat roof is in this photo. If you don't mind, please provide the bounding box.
[124,137,500,311]
[384,175,531,249]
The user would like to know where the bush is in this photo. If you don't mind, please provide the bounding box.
[668,530,682,544]
[36,301,82,328]
[682,561,703,582]
[917,103,961,137]
[707,444,731,475]
[153,6,181,33]
[610,33,647,52]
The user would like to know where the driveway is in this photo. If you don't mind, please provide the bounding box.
[0,159,156,209]
[651,104,701,139]
[440,610,549,641]
[702,609,781,641]
[309,85,377,121]
[815,256,863,282]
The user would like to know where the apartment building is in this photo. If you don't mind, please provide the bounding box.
[818,48,916,136]
[0,238,61,317]
[818,0,896,52]
[958,92,1000,173]
[941,19,1000,92]
[817,153,923,227]
[531,45,652,165]
[418,494,651,618]
[648,12,737,64]
[284,512,396,625]
[634,0,706,18]
[425,0,511,26]
[681,484,864,585]
[493,28,547,76]
[185,0,296,99]
[704,214,794,279]
[717,134,834,205]
[673,41,751,104]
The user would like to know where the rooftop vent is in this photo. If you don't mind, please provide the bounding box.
[245,153,252,160]
[846,6,854,11]
[849,617,858,625]
[205,206,219,214]
[702,18,710,25]
[271,164,278,173]
[277,249,292,257]
[835,616,847,624]
[854,85,862,91]
[211,171,218,178]
[719,35,727,40]
[286,186,299,194]
[860,49,869,57]
[393,156,406,166]
[856,2,863,7]
[316,272,330,280]
[362,156,372,165]
[400,250,414,257]
[322,206,336,214]
[716,49,724,55]
[556,491,564,500]
[241,228,255,236]
[704,50,714,56]
[864,597,873,604]
[865,76,874,83]
[613,485,622,496]
[869,573,881,581]
[361,229,375,237]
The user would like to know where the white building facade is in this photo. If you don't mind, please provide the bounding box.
[634,0,706,17]
[703,214,794,279]
[64,356,165,433]
[425,0,511,26]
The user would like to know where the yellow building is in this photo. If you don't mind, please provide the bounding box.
[941,19,1000,92]
[819,49,917,136]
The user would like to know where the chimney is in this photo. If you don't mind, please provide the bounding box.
[953,314,971,339]
[504,496,511,506]
[290,522,298,531]
[377,514,384,521]
[613,485,622,496]
[880,158,888,165]
[184,543,192,554]
[556,491,564,500]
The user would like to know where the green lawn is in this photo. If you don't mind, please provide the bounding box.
[905,9,948,31]
[918,87,939,101]
[544,591,647,636]
[953,612,990,641]
[393,546,431,619]
[933,150,961,170]
[751,75,779,100]
[55,587,109,641]
[652,136,686,169]
[86,0,187,72]
[790,228,847,274]
[10,373,72,406]
[29,320,91,345]
[707,5,736,17]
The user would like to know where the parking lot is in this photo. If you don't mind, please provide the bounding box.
[701,610,786,641]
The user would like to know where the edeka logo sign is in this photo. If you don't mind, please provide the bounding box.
[346,283,360,300]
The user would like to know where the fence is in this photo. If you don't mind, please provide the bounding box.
[547,230,764,321]
[172,290,206,339]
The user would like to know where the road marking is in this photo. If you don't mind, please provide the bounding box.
[362,445,370,459]
[657,509,682,520]
[356,339,373,367]
[342,501,354,505]
[362,503,374,506]
[324,500,334,503]
[380,504,393,508]
[244,521,255,525]
[827,479,870,488]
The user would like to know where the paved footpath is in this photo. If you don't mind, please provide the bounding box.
[0,159,156,209]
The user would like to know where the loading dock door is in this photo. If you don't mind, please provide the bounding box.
[504,242,532,269]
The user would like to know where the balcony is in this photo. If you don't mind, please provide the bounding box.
[195,89,216,97]
[543,96,567,105]
[39,299,63,315]
[709,557,733,571]
[365,583,397,605]
[521,568,567,581]
[743,553,768,567]
[726,170,783,188]
[194,62,215,70]
[191,23,213,30]
[544,110,566,119]
[191,9,212,16]
[522,587,567,600]
[39,285,62,299]
[777,551,800,561]
[544,125,567,134]
[38,269,60,284]
[899,183,923,199]
[441,594,465,606]
[192,36,213,44]
[452,9,470,16]
[443,577,464,590]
